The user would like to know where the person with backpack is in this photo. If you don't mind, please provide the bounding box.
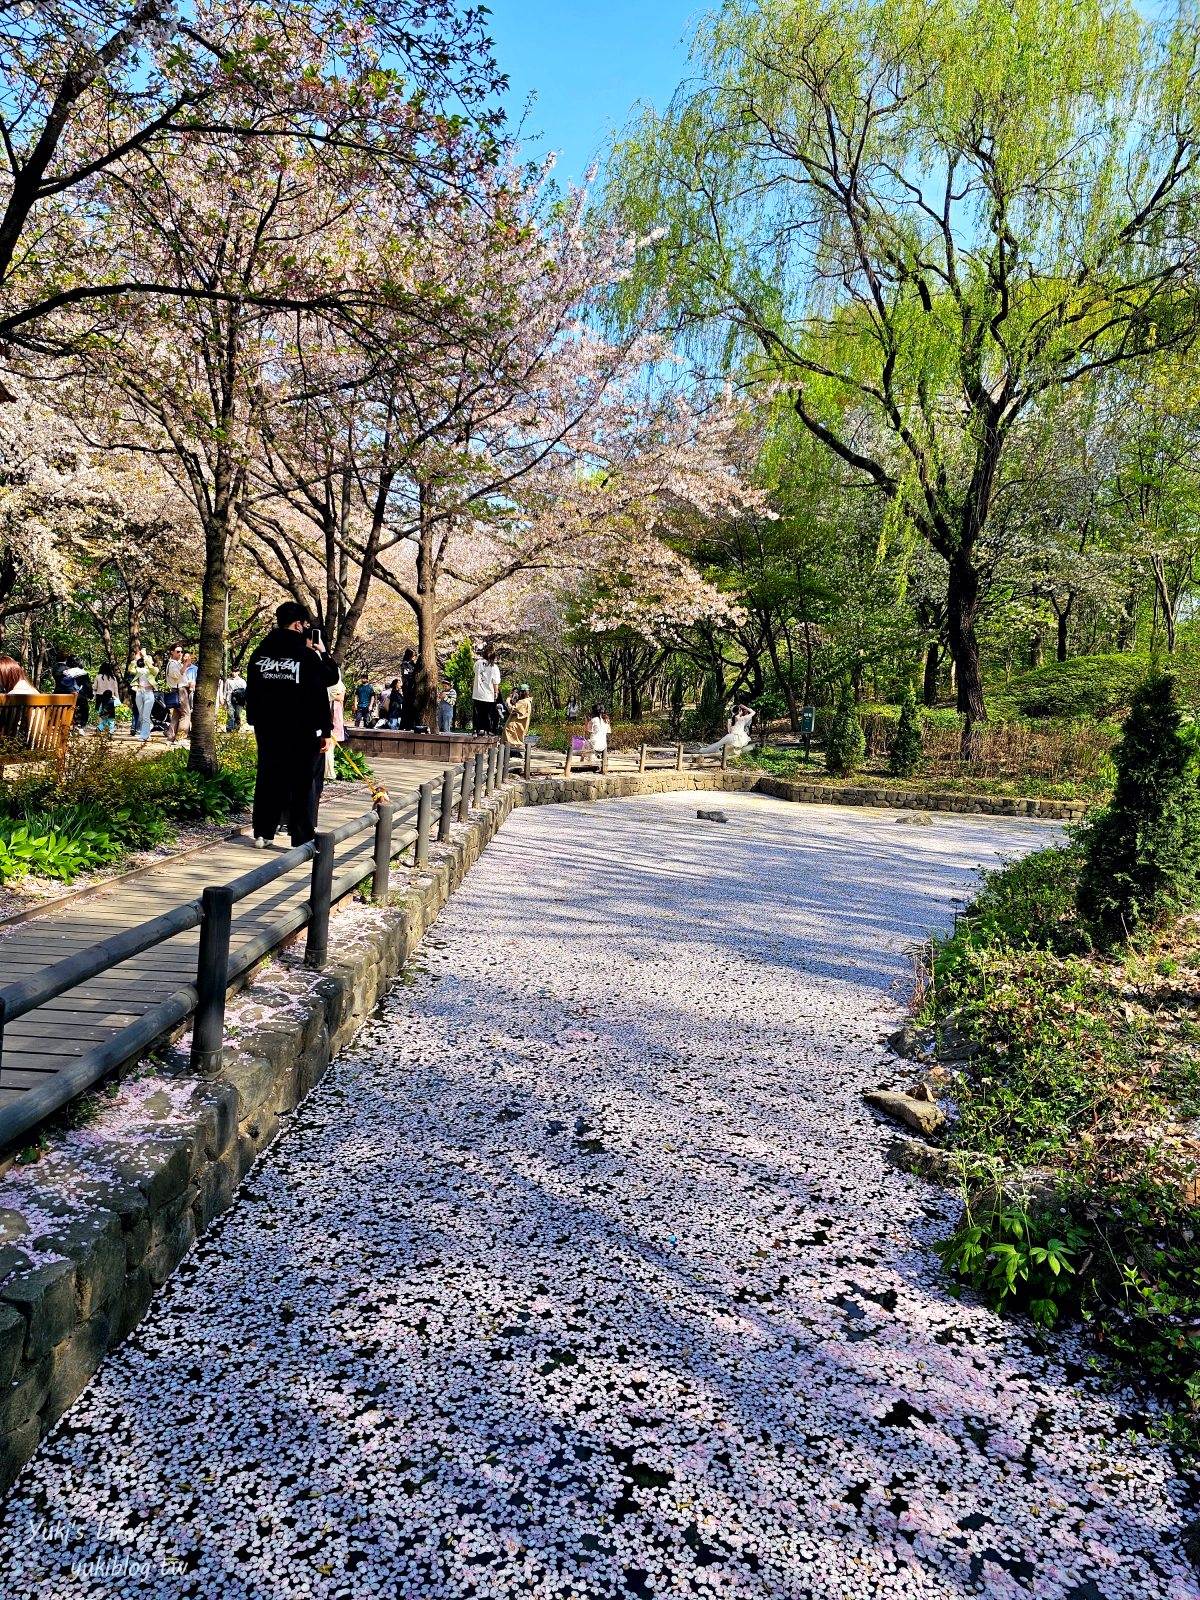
[94,662,121,734]
[244,602,339,848]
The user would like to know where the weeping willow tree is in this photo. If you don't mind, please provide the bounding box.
[609,0,1200,754]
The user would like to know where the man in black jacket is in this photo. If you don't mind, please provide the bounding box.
[245,601,340,847]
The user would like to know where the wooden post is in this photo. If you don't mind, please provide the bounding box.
[721,743,729,770]
[459,758,472,823]
[489,743,500,792]
[675,742,684,771]
[305,830,336,968]
[416,781,433,867]
[564,744,574,776]
[473,749,486,808]
[523,739,532,778]
[438,768,455,842]
[600,747,609,775]
[372,801,393,902]
[638,743,647,773]
[191,884,233,1074]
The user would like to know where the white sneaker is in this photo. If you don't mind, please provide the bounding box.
[253,836,267,849]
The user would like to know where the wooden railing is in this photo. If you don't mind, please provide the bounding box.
[562,741,733,776]
[0,692,76,763]
[0,745,515,1155]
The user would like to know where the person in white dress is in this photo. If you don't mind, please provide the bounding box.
[701,704,755,757]
[574,705,610,769]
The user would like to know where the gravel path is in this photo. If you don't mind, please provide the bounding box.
[2,792,1195,1600]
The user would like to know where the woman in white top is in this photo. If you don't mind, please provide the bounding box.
[128,653,158,743]
[576,704,611,769]
[700,704,755,758]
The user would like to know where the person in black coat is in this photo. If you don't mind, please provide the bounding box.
[244,601,340,847]
[399,647,418,729]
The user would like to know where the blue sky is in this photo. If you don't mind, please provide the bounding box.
[486,1,703,185]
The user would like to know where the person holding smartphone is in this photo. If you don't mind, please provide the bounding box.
[244,601,340,847]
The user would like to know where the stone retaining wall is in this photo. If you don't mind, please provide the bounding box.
[522,766,1084,820]
[520,769,758,806]
[0,786,517,1495]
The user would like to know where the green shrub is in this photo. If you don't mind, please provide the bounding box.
[334,743,372,781]
[888,688,923,777]
[0,816,125,884]
[444,638,474,729]
[1007,653,1151,719]
[930,843,1085,973]
[1076,673,1200,941]
[824,683,866,777]
[938,1182,1085,1329]
[0,733,256,883]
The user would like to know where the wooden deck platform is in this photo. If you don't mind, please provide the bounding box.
[0,759,459,1118]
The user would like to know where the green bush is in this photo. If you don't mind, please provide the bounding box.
[0,733,257,884]
[824,683,866,777]
[1076,673,1200,941]
[1007,653,1151,719]
[888,687,923,777]
[334,743,372,781]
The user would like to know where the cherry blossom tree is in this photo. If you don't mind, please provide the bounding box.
[247,168,757,726]
[0,0,503,358]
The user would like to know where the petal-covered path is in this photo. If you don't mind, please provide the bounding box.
[2,793,1196,1600]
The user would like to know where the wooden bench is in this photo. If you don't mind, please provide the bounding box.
[0,692,75,775]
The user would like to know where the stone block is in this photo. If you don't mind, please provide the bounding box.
[145,1199,197,1288]
[31,1214,126,1322]
[0,1303,24,1388]
[0,1415,40,1497]
[107,1267,153,1348]
[190,1157,238,1234]
[0,1259,77,1360]
[221,1050,279,1121]
[0,1353,50,1433]
[44,1312,111,1426]
[863,1088,946,1138]
[108,1135,193,1212]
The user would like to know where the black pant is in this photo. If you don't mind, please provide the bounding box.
[252,736,324,846]
[472,698,497,734]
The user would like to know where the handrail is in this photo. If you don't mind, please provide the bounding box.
[0,900,205,1025]
[0,761,503,1155]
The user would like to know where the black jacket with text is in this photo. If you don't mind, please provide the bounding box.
[244,627,338,743]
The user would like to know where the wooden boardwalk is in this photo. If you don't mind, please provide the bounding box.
[0,759,457,1118]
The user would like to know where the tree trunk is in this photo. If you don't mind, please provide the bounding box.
[414,595,439,730]
[188,512,230,777]
[1028,629,1044,670]
[922,641,940,707]
[1056,609,1070,662]
[1150,554,1177,652]
[946,546,986,759]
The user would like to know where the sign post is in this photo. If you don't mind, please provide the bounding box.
[800,705,815,766]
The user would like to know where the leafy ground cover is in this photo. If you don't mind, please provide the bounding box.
[0,734,256,888]
[919,842,1200,1455]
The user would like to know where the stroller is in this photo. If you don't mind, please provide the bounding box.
[148,692,171,739]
